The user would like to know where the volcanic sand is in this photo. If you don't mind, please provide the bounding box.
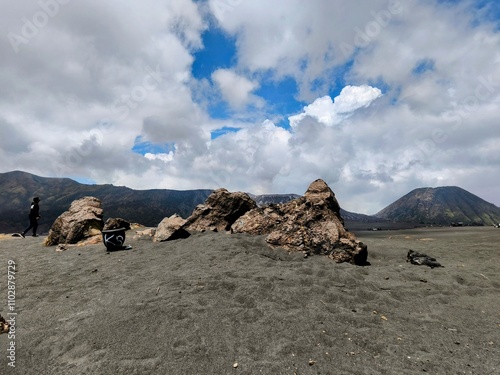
[0,226,499,374]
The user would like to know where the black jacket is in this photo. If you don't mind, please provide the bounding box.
[28,202,40,219]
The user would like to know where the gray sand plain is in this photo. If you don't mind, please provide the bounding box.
[0,226,499,374]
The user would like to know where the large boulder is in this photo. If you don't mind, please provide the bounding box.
[232,179,368,265]
[44,197,104,246]
[184,188,257,232]
[153,214,191,242]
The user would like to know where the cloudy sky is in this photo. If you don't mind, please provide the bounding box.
[1,0,500,214]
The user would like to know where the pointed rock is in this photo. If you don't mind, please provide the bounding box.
[232,179,368,265]
[303,179,342,219]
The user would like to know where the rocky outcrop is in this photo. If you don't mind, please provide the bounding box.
[185,189,257,232]
[44,197,104,246]
[153,214,190,242]
[232,179,368,265]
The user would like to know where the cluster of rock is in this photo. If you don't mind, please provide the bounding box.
[181,179,367,265]
[44,197,133,246]
[43,179,368,265]
[232,180,367,265]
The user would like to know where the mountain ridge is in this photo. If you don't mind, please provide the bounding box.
[375,186,500,225]
[0,171,212,233]
[1,171,499,233]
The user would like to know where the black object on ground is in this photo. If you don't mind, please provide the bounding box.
[407,249,443,268]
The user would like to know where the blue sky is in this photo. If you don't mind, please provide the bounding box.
[2,0,500,214]
[191,28,238,121]
[190,22,353,131]
[192,28,237,81]
[192,26,306,129]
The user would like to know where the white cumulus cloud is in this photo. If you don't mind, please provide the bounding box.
[211,69,262,109]
[2,0,500,213]
[289,85,382,127]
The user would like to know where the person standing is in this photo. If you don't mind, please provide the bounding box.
[21,197,41,237]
